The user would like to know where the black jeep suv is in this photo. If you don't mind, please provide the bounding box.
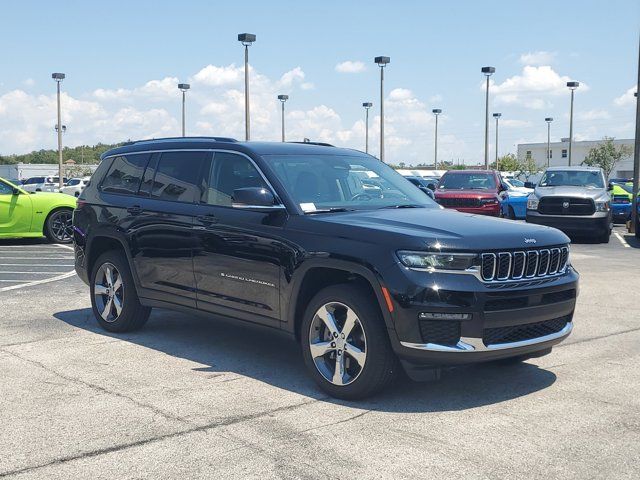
[73,138,578,399]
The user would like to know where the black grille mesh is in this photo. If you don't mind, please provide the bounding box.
[419,320,461,346]
[483,316,570,345]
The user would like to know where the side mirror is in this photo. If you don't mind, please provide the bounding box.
[232,187,284,211]
[607,183,614,191]
[524,181,535,189]
[427,183,436,191]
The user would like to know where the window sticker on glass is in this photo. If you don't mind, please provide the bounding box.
[300,202,317,212]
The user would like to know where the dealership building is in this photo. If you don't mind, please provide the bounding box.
[517,138,635,179]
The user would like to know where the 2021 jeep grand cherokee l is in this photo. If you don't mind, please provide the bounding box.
[73,137,578,399]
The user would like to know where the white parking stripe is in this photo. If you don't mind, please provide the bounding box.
[0,271,76,292]
[614,231,630,248]
[0,271,67,274]
[53,244,75,251]
[0,264,75,267]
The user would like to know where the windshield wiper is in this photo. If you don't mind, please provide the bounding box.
[380,204,424,209]
[305,207,355,214]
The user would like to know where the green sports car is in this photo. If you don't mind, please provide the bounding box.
[0,176,77,243]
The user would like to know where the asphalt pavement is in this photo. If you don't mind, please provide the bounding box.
[0,225,638,479]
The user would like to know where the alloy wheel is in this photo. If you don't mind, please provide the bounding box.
[308,302,367,386]
[94,263,124,322]
[49,210,73,242]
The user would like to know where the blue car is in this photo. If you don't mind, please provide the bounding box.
[500,190,530,219]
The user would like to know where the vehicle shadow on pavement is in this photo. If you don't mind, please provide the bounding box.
[54,308,557,413]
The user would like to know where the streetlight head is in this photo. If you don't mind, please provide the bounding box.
[277,94,289,102]
[374,56,390,66]
[432,108,442,114]
[178,83,190,91]
[481,66,495,75]
[363,102,373,108]
[238,33,256,44]
[52,72,65,81]
[567,81,579,89]
[545,117,553,122]
[493,112,501,118]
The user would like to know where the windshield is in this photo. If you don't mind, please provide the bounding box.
[264,154,438,211]
[506,179,525,188]
[539,170,605,188]
[438,172,497,190]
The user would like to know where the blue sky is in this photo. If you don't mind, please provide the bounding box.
[0,0,638,164]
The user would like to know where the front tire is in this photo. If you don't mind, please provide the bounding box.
[300,284,397,400]
[90,250,151,332]
[508,206,516,220]
[44,208,73,243]
[600,228,611,243]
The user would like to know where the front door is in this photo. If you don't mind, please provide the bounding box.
[0,180,32,235]
[192,151,286,326]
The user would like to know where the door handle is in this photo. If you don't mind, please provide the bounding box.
[127,205,143,215]
[196,214,218,225]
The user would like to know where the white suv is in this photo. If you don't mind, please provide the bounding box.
[60,177,91,197]
[21,176,67,192]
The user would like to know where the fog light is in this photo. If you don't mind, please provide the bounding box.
[419,312,471,320]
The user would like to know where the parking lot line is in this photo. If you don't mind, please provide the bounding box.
[0,271,77,292]
[614,231,631,248]
[0,264,76,267]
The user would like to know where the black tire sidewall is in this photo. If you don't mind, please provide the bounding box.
[300,284,396,399]
[45,209,73,244]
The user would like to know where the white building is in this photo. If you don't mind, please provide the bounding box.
[0,163,99,181]
[517,138,635,179]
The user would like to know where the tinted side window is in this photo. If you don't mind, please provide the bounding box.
[138,153,160,197]
[100,154,150,194]
[151,151,207,203]
[0,181,13,195]
[203,152,269,206]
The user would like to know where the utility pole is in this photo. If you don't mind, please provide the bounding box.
[52,73,65,189]
[630,35,640,236]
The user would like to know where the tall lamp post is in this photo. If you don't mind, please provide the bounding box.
[566,81,580,166]
[238,33,256,141]
[481,66,495,170]
[362,102,373,153]
[493,112,501,169]
[277,94,289,142]
[374,56,390,162]
[432,109,442,169]
[630,34,639,235]
[545,117,554,168]
[178,83,190,137]
[52,73,65,189]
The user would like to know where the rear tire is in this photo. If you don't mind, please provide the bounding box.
[90,250,151,332]
[300,284,398,400]
[44,208,73,243]
[635,215,640,239]
[600,229,611,243]
[508,206,516,220]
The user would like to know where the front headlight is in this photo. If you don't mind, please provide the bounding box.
[398,251,477,270]
[595,201,610,212]
[527,196,539,210]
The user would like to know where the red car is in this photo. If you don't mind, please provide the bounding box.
[434,170,503,216]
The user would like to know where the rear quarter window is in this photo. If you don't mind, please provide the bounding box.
[100,154,151,195]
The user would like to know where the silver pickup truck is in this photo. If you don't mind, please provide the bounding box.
[525,166,613,243]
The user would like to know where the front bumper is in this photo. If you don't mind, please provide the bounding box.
[526,210,611,234]
[611,204,631,222]
[381,262,578,371]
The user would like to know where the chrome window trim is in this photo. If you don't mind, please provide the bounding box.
[400,322,572,352]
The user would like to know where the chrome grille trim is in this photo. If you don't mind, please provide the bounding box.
[479,246,569,283]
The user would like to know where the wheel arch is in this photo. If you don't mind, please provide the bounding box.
[85,231,138,289]
[42,205,75,235]
[286,259,394,340]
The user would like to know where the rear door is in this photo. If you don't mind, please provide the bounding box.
[192,151,287,326]
[128,150,208,308]
[0,180,32,234]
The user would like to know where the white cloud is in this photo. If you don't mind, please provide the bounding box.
[429,94,443,103]
[501,119,532,128]
[579,109,610,121]
[192,64,242,87]
[23,78,35,87]
[613,86,637,107]
[279,67,305,87]
[335,61,366,73]
[519,51,556,66]
[490,66,588,110]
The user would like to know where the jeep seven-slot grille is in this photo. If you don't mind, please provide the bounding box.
[480,246,569,282]
[538,197,595,215]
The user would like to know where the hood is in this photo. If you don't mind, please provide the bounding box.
[534,185,608,200]
[435,189,497,198]
[304,207,569,251]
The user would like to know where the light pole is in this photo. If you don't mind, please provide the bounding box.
[545,117,554,168]
[481,67,495,170]
[178,83,190,137]
[277,95,289,142]
[630,34,639,235]
[238,33,256,141]
[375,56,390,162]
[362,102,372,153]
[432,109,442,169]
[567,81,580,166]
[52,73,65,189]
[493,113,501,170]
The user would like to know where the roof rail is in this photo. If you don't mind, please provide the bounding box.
[133,136,238,145]
[288,141,335,147]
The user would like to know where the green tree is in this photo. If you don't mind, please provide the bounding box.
[582,137,633,178]
[489,153,519,171]
[517,156,542,181]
